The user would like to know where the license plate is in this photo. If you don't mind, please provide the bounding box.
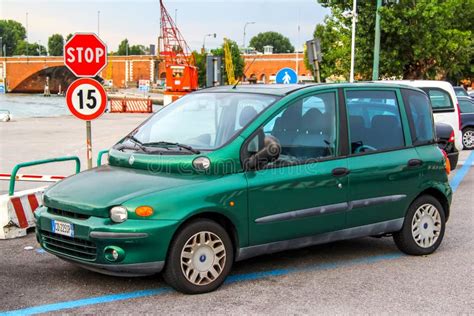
[51,220,74,237]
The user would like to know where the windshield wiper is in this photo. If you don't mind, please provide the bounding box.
[142,141,201,154]
[116,135,149,153]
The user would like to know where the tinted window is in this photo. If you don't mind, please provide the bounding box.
[454,87,468,97]
[402,89,435,145]
[346,90,405,153]
[421,88,454,111]
[459,99,474,113]
[259,92,337,165]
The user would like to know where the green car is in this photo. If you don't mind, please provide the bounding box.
[35,83,452,294]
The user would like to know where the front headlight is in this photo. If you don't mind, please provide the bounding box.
[110,206,128,223]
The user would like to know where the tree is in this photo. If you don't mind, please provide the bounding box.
[14,40,47,56]
[65,33,73,42]
[192,51,207,87]
[249,31,295,54]
[116,39,147,55]
[0,19,26,56]
[314,0,474,81]
[211,39,245,84]
[48,34,64,56]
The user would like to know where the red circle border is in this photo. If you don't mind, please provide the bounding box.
[66,78,107,121]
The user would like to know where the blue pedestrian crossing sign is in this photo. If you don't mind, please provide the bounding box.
[275,67,298,84]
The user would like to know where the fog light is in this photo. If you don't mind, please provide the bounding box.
[111,249,119,260]
[104,246,125,262]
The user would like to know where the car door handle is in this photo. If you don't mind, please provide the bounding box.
[407,159,423,167]
[332,167,350,177]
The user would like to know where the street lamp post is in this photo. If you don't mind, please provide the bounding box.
[202,33,216,53]
[372,0,382,80]
[349,0,357,83]
[97,10,100,36]
[0,37,2,57]
[243,21,256,49]
[26,12,29,57]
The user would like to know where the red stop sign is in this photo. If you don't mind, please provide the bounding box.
[64,33,107,77]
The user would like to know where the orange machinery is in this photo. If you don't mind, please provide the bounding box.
[160,0,198,104]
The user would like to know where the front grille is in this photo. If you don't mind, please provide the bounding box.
[48,208,90,220]
[41,230,97,261]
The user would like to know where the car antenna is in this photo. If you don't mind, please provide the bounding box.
[232,55,258,89]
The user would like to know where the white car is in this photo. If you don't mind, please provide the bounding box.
[378,80,463,151]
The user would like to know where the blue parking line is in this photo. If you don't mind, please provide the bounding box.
[1,253,402,315]
[450,151,474,192]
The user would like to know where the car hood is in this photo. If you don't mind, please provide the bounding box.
[44,165,208,217]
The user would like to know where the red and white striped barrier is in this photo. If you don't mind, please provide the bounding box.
[0,173,65,183]
[110,98,152,113]
[0,187,45,239]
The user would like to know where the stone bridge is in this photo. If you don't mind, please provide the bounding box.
[0,55,165,93]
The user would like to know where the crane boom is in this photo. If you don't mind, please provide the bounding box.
[159,0,198,99]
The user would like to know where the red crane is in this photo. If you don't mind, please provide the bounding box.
[160,0,198,104]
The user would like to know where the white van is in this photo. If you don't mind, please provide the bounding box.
[378,80,462,151]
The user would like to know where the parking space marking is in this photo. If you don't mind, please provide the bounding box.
[450,151,474,192]
[1,253,403,315]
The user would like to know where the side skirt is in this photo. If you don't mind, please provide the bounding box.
[236,218,404,262]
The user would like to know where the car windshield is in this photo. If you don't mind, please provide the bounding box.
[129,92,278,151]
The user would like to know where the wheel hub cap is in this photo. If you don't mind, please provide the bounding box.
[180,231,226,286]
[463,131,474,148]
[411,203,441,248]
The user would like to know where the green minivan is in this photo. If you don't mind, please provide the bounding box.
[35,83,452,294]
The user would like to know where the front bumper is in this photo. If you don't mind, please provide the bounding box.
[35,206,179,276]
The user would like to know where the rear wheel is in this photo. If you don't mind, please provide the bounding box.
[393,195,446,255]
[163,219,233,294]
[462,127,474,149]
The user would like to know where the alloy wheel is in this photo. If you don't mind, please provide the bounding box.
[463,130,474,149]
[411,203,442,248]
[180,231,226,286]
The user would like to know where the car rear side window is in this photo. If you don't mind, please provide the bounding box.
[346,90,405,154]
[459,99,474,113]
[421,88,454,112]
[402,89,435,145]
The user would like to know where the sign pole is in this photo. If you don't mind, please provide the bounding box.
[86,120,93,169]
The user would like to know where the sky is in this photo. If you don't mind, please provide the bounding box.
[1,0,329,52]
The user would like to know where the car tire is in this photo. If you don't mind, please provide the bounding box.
[462,127,474,150]
[393,195,446,256]
[448,152,458,170]
[163,219,234,294]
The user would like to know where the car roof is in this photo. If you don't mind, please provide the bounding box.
[196,82,420,96]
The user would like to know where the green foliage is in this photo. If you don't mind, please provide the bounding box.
[14,40,47,56]
[192,50,207,87]
[249,31,295,54]
[211,39,244,84]
[315,0,474,81]
[0,19,26,56]
[48,34,64,56]
[116,39,147,55]
[65,33,73,42]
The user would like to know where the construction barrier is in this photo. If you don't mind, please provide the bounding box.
[110,98,153,113]
[0,156,80,239]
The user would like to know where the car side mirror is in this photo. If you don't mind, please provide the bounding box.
[245,130,281,171]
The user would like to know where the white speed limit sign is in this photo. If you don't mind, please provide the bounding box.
[66,78,107,120]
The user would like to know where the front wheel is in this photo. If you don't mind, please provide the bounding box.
[163,219,234,294]
[393,195,446,256]
[462,127,474,150]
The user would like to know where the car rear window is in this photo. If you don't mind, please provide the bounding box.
[421,88,454,112]
[402,89,435,145]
